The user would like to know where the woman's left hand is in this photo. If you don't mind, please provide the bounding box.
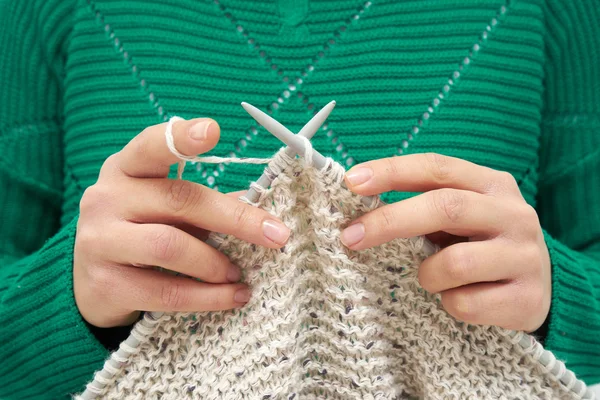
[340,153,551,332]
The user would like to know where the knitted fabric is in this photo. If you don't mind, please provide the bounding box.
[80,151,591,400]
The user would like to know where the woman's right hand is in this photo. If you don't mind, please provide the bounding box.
[73,118,291,328]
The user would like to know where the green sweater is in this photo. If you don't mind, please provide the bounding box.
[1,0,599,398]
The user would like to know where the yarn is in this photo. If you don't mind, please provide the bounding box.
[79,148,594,400]
[165,116,272,179]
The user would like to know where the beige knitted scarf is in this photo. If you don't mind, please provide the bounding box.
[78,149,594,400]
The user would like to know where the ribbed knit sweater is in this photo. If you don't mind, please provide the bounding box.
[0,0,598,398]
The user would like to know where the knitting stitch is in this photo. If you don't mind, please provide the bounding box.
[79,149,593,400]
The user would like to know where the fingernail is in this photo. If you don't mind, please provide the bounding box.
[234,288,251,303]
[345,167,373,186]
[341,223,365,247]
[189,121,215,140]
[227,264,241,283]
[262,220,291,245]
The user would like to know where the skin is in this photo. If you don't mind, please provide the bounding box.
[74,118,291,328]
[340,153,552,333]
[75,118,550,333]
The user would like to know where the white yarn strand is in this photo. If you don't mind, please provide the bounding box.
[165,116,272,179]
[298,135,314,167]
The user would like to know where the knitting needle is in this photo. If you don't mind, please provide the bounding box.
[204,101,337,249]
[241,102,378,209]
[241,100,336,204]
[241,101,437,256]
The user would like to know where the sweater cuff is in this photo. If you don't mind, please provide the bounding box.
[542,229,600,384]
[0,215,109,399]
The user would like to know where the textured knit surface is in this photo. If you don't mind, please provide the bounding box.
[82,153,584,400]
[1,0,599,398]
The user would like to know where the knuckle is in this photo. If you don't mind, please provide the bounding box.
[101,153,120,173]
[86,266,114,299]
[522,244,543,274]
[384,157,400,178]
[424,153,452,183]
[516,204,541,236]
[150,228,183,263]
[133,130,151,159]
[378,207,396,230]
[497,171,517,188]
[522,203,539,219]
[160,283,188,309]
[443,247,470,282]
[432,189,465,223]
[484,170,516,195]
[79,185,106,215]
[521,203,540,223]
[166,179,198,214]
[75,226,98,250]
[232,204,252,228]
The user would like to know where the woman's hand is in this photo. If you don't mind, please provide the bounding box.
[74,118,291,328]
[340,153,551,332]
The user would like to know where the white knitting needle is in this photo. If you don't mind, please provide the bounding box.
[241,102,377,203]
[241,100,336,204]
[204,101,337,249]
[241,101,377,203]
[241,101,437,256]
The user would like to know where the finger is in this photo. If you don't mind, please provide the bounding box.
[93,264,251,317]
[113,117,220,178]
[341,189,512,249]
[175,191,247,240]
[226,190,247,199]
[440,281,544,331]
[99,223,242,283]
[344,153,522,199]
[117,178,290,248]
[417,239,524,294]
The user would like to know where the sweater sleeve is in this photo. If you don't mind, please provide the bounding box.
[0,1,110,398]
[536,0,600,385]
